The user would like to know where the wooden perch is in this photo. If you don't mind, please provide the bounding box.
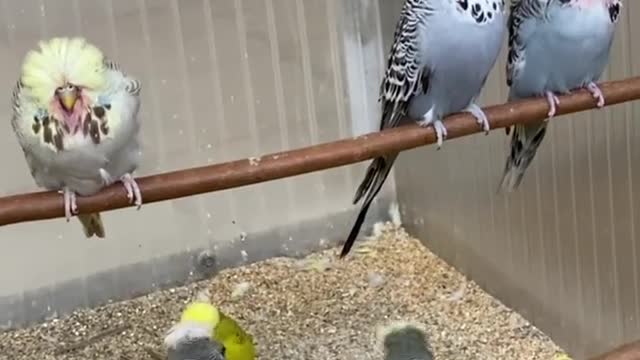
[589,340,640,360]
[0,77,639,227]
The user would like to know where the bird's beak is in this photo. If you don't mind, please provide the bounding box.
[58,89,78,112]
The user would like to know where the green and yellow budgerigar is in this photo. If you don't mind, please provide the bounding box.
[164,316,226,360]
[180,301,255,360]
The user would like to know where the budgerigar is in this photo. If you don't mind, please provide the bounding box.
[180,301,255,360]
[164,318,226,360]
[12,37,143,237]
[499,0,622,191]
[378,321,434,360]
[341,0,506,257]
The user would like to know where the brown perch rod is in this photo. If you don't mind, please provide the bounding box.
[589,340,640,360]
[0,77,639,226]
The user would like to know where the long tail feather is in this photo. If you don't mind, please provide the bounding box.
[499,122,548,193]
[499,162,525,192]
[341,154,397,258]
[352,161,378,205]
[77,212,105,238]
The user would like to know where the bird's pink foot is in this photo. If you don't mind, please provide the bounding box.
[417,109,446,149]
[545,91,560,118]
[120,173,142,209]
[432,120,447,149]
[463,102,490,134]
[587,82,605,108]
[63,187,78,222]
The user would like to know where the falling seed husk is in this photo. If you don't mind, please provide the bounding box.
[231,282,252,300]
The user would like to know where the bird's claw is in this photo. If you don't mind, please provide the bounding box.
[587,82,605,108]
[545,91,560,119]
[63,188,78,222]
[417,110,446,149]
[120,173,142,209]
[432,120,447,149]
[464,103,490,134]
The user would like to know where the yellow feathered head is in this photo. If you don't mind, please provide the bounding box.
[20,37,107,107]
[180,301,221,328]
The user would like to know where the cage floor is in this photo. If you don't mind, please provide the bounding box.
[0,224,564,360]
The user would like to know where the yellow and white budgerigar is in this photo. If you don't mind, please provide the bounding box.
[11,37,143,238]
[164,315,226,360]
[179,301,256,360]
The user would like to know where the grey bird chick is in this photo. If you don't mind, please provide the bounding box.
[500,0,622,192]
[341,0,506,257]
[164,321,226,360]
[378,321,434,360]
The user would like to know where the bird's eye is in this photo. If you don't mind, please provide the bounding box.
[55,87,63,92]
[66,84,75,90]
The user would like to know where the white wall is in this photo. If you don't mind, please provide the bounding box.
[0,0,394,328]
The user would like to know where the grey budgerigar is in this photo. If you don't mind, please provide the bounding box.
[341,0,506,257]
[12,37,143,238]
[378,321,434,360]
[499,0,622,191]
[164,321,226,360]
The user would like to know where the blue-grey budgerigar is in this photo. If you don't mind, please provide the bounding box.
[378,321,434,360]
[499,0,622,192]
[341,0,506,257]
[164,320,226,360]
